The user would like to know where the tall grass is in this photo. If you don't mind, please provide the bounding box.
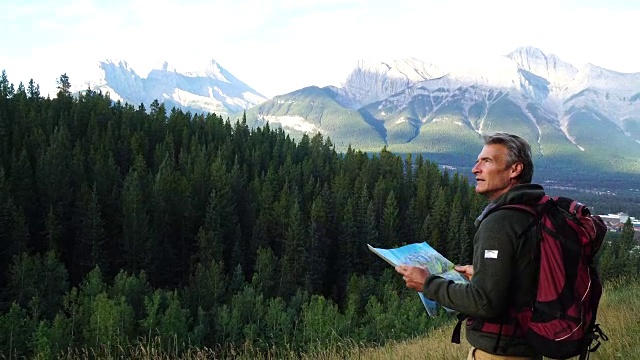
[52,278,640,359]
[352,277,640,360]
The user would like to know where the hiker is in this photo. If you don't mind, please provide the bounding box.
[396,133,544,360]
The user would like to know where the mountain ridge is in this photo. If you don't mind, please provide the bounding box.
[87,58,266,115]
[80,46,640,183]
[237,46,640,184]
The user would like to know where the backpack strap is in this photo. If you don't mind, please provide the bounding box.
[451,313,468,344]
[493,322,505,354]
[500,196,554,239]
[579,324,608,360]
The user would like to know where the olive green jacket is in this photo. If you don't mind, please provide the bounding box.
[423,184,545,356]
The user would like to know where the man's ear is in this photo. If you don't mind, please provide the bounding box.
[510,162,523,180]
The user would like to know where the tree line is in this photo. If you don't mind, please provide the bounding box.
[0,71,636,358]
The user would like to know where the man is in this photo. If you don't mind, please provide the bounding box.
[396,133,545,360]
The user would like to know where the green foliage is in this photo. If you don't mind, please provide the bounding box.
[0,302,33,358]
[251,247,278,298]
[598,220,640,280]
[7,251,69,318]
[31,320,55,360]
[158,291,190,352]
[299,295,346,351]
[84,292,135,349]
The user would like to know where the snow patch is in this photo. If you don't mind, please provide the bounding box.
[559,115,582,150]
[169,88,226,112]
[431,116,457,123]
[260,115,321,133]
[243,91,267,105]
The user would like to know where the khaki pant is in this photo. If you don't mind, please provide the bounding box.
[467,347,542,360]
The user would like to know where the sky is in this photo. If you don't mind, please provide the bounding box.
[1,0,639,98]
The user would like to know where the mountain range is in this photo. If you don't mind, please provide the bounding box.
[87,59,267,115]
[85,47,640,186]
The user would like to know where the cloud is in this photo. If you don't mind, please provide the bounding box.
[1,0,639,98]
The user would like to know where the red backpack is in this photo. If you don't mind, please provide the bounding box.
[452,196,609,359]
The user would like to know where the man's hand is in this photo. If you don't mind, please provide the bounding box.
[395,265,430,292]
[455,265,474,281]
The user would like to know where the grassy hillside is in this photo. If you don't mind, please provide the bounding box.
[623,117,640,140]
[343,277,640,360]
[389,117,482,157]
[238,86,386,151]
[480,97,539,143]
[566,109,640,174]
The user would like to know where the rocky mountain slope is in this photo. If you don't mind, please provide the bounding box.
[241,47,640,181]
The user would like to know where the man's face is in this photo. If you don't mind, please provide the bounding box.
[472,144,519,201]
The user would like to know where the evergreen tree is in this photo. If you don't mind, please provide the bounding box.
[459,216,473,264]
[446,192,463,262]
[279,201,306,298]
[44,205,62,254]
[251,247,277,298]
[195,189,224,266]
[363,201,381,273]
[428,185,448,256]
[336,196,358,292]
[27,79,40,99]
[7,203,30,261]
[56,74,71,96]
[209,155,237,263]
[306,195,329,294]
[9,150,37,228]
[380,191,400,248]
[37,125,73,270]
[148,153,183,286]
[75,184,108,279]
[0,166,12,285]
[121,159,150,274]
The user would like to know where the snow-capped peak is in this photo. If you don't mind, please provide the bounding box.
[571,63,640,94]
[506,46,577,85]
[149,61,179,73]
[101,58,133,70]
[333,57,445,109]
[81,57,266,115]
[182,59,230,82]
[353,57,444,82]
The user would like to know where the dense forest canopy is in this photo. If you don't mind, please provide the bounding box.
[0,71,637,358]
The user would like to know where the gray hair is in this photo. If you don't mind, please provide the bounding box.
[483,133,534,183]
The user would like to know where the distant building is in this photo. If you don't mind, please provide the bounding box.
[599,212,640,232]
